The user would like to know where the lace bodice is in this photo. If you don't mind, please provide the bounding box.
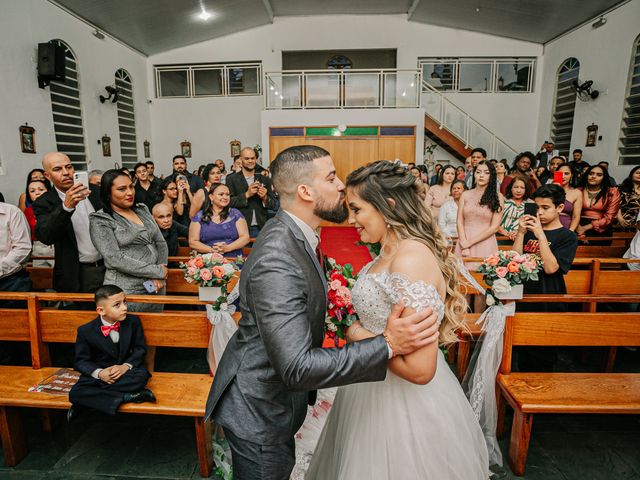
[351,258,445,335]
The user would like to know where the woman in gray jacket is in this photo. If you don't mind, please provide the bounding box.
[89,169,168,313]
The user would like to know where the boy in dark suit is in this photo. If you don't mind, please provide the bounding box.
[68,285,155,420]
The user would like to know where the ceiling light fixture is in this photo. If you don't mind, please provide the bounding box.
[199,8,212,21]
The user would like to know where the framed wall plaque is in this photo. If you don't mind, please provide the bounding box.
[19,124,36,154]
[143,140,150,158]
[180,140,192,158]
[101,134,111,156]
[586,124,598,147]
[230,140,241,158]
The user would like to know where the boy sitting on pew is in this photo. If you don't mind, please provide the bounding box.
[68,285,155,420]
[514,184,578,370]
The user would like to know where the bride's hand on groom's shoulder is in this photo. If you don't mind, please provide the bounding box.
[383,304,440,356]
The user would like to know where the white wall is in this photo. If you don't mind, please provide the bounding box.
[148,14,542,172]
[0,0,151,204]
[537,0,640,181]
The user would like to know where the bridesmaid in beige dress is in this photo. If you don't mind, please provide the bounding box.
[425,165,455,218]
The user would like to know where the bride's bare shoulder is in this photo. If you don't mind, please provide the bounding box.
[389,240,441,283]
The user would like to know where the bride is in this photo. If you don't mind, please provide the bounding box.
[306,160,489,479]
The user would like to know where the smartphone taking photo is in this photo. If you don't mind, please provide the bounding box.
[523,202,538,217]
[73,171,89,189]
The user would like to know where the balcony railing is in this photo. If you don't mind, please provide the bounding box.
[421,81,518,160]
[264,69,421,109]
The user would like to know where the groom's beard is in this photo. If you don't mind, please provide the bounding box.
[314,198,349,224]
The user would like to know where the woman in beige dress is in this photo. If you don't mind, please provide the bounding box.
[425,165,455,218]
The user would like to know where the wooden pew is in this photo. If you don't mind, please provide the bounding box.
[496,312,640,476]
[0,292,238,477]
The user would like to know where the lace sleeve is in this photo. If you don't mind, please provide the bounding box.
[387,273,445,323]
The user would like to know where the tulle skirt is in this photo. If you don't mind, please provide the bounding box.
[306,351,489,479]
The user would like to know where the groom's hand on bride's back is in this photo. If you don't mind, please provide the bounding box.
[383,304,440,356]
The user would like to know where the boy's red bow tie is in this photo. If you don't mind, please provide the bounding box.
[101,322,120,337]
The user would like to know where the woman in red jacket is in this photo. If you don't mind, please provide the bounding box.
[577,164,620,245]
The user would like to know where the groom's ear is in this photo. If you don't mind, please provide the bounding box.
[297,183,314,202]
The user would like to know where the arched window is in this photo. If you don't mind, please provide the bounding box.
[619,35,640,165]
[48,40,87,169]
[115,69,138,168]
[550,58,580,157]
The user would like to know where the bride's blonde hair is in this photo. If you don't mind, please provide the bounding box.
[346,160,467,345]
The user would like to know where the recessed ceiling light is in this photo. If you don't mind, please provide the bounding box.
[199,9,212,21]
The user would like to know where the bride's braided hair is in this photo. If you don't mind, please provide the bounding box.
[346,160,467,345]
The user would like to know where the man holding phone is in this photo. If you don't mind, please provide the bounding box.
[33,152,105,293]
[226,147,276,238]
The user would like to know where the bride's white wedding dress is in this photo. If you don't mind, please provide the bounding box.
[305,258,490,479]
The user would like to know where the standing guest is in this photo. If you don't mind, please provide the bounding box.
[438,180,466,240]
[189,183,250,258]
[89,169,168,312]
[214,159,227,183]
[171,155,205,194]
[22,178,55,267]
[228,155,243,175]
[568,149,588,172]
[495,160,507,191]
[500,151,541,196]
[409,166,422,182]
[498,174,532,241]
[67,285,155,420]
[456,165,466,181]
[18,168,46,211]
[544,156,565,184]
[536,166,551,185]
[425,165,455,218]
[226,147,276,238]
[429,163,442,186]
[145,161,161,187]
[88,170,103,187]
[577,164,621,245]
[152,202,188,258]
[514,184,578,371]
[535,141,559,169]
[597,161,617,186]
[158,178,189,227]
[617,166,640,228]
[556,163,582,231]
[133,163,160,211]
[121,167,134,181]
[465,148,486,189]
[190,164,223,219]
[34,152,104,293]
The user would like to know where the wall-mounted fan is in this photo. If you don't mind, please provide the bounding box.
[571,79,599,101]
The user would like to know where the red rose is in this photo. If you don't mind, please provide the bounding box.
[330,272,347,286]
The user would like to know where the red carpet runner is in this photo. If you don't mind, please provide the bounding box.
[318,226,372,274]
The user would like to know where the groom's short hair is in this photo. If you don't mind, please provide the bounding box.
[271,145,330,201]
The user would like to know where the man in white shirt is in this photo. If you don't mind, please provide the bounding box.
[535,141,559,169]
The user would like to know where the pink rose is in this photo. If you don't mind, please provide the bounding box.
[212,266,225,278]
[524,260,538,271]
[329,279,343,290]
[187,259,196,268]
[211,253,224,262]
[496,266,508,278]
[334,286,352,306]
[187,267,197,277]
[200,268,213,281]
[513,254,527,264]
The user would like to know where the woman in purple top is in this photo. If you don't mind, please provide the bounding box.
[188,183,250,258]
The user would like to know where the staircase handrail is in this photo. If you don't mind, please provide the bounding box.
[421,80,518,159]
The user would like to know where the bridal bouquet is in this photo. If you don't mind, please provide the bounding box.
[180,253,243,307]
[324,257,358,345]
[476,250,542,305]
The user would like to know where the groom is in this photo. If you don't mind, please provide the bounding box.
[205,145,441,479]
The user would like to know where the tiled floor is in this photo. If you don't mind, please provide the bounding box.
[1,348,638,479]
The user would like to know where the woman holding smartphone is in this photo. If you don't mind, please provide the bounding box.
[89,169,168,312]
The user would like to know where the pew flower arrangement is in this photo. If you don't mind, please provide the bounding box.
[180,253,243,307]
[324,257,358,345]
[477,250,543,305]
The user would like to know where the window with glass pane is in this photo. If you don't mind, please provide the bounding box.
[227,66,259,95]
[551,58,580,156]
[193,68,223,96]
[458,63,492,92]
[496,62,531,92]
[158,70,189,97]
[422,62,455,91]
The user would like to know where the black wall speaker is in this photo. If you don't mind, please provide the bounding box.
[37,42,66,88]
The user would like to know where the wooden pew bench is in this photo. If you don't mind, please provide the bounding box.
[496,312,640,476]
[0,293,236,477]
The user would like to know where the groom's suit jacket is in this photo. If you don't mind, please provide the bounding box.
[205,209,389,444]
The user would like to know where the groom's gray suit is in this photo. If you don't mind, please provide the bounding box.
[205,209,389,478]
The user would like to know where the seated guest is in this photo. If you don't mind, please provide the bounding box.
[617,166,640,228]
[535,166,551,185]
[514,184,578,371]
[89,169,168,313]
[34,152,104,293]
[88,169,103,187]
[158,178,189,227]
[152,202,188,258]
[623,211,640,270]
[214,159,227,183]
[500,151,541,196]
[18,168,46,211]
[577,164,620,245]
[498,174,532,241]
[455,165,466,181]
[190,163,223,219]
[568,148,588,173]
[68,285,155,420]
[228,155,242,175]
[425,165,455,218]
[227,147,276,238]
[556,162,582,231]
[438,179,466,240]
[495,160,507,191]
[0,201,32,299]
[22,177,55,267]
[133,162,160,211]
[544,155,564,184]
[170,155,204,194]
[189,183,249,257]
[598,161,617,186]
